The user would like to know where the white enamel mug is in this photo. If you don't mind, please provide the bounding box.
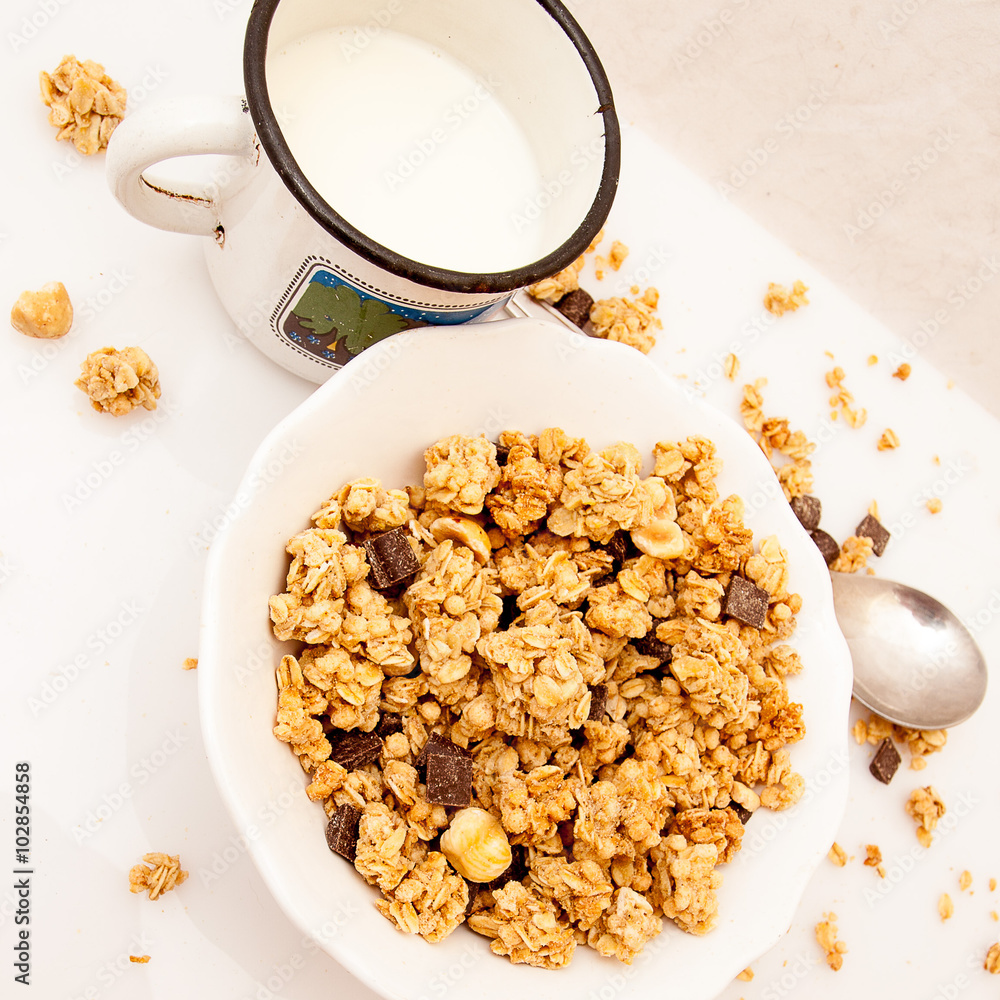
[106,0,620,382]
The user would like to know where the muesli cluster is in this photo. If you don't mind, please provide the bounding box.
[39,55,126,155]
[75,345,161,416]
[763,280,809,317]
[128,852,187,901]
[268,428,807,968]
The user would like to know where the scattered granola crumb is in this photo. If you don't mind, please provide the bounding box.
[589,288,661,354]
[739,378,815,499]
[585,229,605,254]
[927,498,942,514]
[991,878,997,892]
[10,282,73,339]
[527,231,604,303]
[594,240,629,280]
[902,728,947,761]
[854,712,947,768]
[736,967,754,981]
[815,912,847,971]
[825,366,867,428]
[740,378,766,431]
[764,280,809,316]
[39,55,126,155]
[75,346,161,416]
[906,787,946,848]
[892,363,912,381]
[938,893,954,921]
[128,853,187,900]
[864,844,885,877]
[528,261,583,303]
[129,955,151,964]
[959,870,973,892]
[992,912,998,922]
[877,429,900,452]
[867,355,878,366]
[830,536,873,575]
[985,943,1000,974]
[828,843,848,867]
[182,658,198,670]
[723,352,740,381]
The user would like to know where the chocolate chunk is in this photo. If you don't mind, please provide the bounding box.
[418,734,473,807]
[789,494,822,531]
[328,730,383,770]
[494,441,512,467]
[487,844,528,891]
[633,623,672,665]
[856,513,890,557]
[364,526,420,589]
[554,288,594,329]
[730,801,753,825]
[424,738,473,808]
[415,731,455,769]
[587,684,608,721]
[869,737,902,785]
[722,575,769,629]
[810,528,840,566]
[325,804,361,861]
[606,530,634,568]
[374,713,403,739]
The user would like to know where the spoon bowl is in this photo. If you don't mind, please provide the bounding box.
[830,572,988,730]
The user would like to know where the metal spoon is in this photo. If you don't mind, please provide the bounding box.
[830,572,988,730]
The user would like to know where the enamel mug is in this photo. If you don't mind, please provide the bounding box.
[106,0,620,382]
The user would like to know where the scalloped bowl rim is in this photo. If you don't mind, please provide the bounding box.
[199,319,852,1000]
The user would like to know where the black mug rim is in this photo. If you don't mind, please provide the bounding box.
[244,0,620,295]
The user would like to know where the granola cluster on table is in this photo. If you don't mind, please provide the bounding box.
[268,428,807,969]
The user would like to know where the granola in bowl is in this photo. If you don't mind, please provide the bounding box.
[199,319,851,1000]
[267,427,808,968]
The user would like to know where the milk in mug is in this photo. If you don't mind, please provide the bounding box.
[266,27,549,273]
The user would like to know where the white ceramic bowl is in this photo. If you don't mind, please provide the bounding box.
[199,319,852,1000]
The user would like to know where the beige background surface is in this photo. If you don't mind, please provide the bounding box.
[567,0,1000,416]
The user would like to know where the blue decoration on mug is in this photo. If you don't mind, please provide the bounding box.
[276,262,501,369]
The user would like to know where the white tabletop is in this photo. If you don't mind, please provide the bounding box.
[2,3,999,999]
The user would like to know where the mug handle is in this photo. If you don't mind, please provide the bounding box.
[106,95,259,240]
